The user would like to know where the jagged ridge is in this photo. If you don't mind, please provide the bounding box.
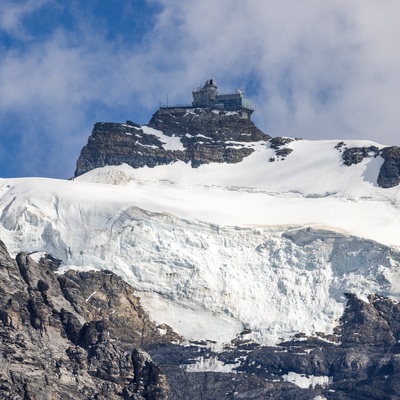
[75,108,269,176]
[0,240,171,399]
[75,107,400,188]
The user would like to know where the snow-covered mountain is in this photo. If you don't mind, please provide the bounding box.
[4,107,400,398]
[1,120,400,346]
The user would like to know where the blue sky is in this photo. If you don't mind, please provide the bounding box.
[1,0,400,178]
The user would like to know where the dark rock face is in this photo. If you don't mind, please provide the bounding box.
[147,108,267,142]
[57,269,180,350]
[378,146,400,188]
[269,137,295,149]
[148,293,400,400]
[0,241,170,400]
[341,145,380,166]
[75,108,270,176]
[75,110,400,189]
[337,142,400,188]
[268,137,296,161]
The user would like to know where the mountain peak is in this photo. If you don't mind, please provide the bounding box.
[74,107,270,177]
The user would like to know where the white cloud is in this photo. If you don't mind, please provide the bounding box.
[0,0,52,39]
[144,0,400,144]
[1,0,400,177]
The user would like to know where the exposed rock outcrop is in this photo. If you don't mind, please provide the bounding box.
[337,142,400,188]
[341,145,380,166]
[75,108,400,189]
[4,238,400,399]
[268,136,296,161]
[149,293,400,400]
[0,241,170,400]
[58,269,180,350]
[378,146,400,188]
[74,108,270,176]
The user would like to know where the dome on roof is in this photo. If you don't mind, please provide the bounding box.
[205,79,217,87]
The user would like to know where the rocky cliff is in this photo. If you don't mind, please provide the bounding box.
[74,108,270,177]
[75,107,400,188]
[378,146,400,188]
[339,142,400,188]
[0,241,171,400]
[149,292,400,400]
[3,238,400,399]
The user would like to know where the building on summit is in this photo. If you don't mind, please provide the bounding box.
[160,79,254,120]
[192,79,254,120]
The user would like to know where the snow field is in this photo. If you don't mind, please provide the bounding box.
[1,138,400,345]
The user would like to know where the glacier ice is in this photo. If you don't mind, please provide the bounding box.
[1,180,399,345]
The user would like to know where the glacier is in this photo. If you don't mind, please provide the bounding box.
[1,138,400,345]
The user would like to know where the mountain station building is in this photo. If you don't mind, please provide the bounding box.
[192,79,254,120]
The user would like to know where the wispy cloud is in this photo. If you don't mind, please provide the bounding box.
[0,0,51,39]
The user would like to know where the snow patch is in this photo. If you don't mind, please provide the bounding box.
[141,125,184,151]
[283,371,331,389]
[85,291,97,302]
[29,251,47,263]
[183,356,240,373]
[139,291,243,346]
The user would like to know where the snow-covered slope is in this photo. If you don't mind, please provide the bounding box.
[1,138,400,345]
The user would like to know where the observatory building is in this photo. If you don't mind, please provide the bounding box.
[192,79,254,120]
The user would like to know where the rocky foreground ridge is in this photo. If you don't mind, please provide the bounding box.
[3,239,400,399]
[0,240,172,400]
[75,107,400,188]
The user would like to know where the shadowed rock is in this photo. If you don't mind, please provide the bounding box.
[0,241,170,400]
[75,108,270,176]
